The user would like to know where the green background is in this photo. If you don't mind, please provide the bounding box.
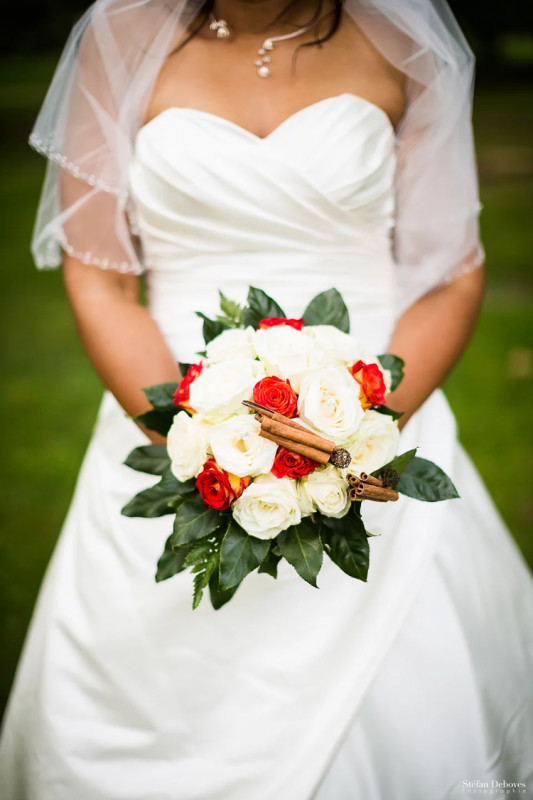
[1,29,532,716]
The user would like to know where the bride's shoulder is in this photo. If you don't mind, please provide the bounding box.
[336,12,407,130]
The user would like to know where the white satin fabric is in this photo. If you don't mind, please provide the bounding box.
[2,94,532,800]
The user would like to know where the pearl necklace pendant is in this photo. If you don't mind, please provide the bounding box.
[209,12,314,79]
[254,39,274,78]
[209,14,230,39]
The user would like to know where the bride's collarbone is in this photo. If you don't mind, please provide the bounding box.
[143,70,404,138]
[144,21,405,136]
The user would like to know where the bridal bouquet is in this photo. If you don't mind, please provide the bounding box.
[122,287,458,609]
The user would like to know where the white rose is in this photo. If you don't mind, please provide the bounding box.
[303,326,393,392]
[297,366,365,444]
[346,409,400,476]
[210,415,277,478]
[299,465,350,518]
[302,325,362,366]
[206,327,256,362]
[189,357,265,423]
[167,411,209,482]
[232,474,301,539]
[254,325,324,392]
[295,479,316,517]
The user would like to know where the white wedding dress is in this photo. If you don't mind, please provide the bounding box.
[2,94,533,800]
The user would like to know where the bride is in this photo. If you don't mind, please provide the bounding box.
[1,0,532,797]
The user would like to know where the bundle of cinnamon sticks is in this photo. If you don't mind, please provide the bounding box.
[242,401,352,468]
[346,472,399,502]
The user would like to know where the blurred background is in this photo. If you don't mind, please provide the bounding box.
[0,1,532,717]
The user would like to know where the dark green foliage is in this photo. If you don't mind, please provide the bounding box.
[219,520,270,590]
[302,288,350,333]
[156,535,192,582]
[171,495,223,547]
[124,444,170,476]
[374,449,418,477]
[276,519,323,586]
[321,511,370,582]
[397,457,460,502]
[121,471,194,518]
[242,286,286,328]
[377,354,405,391]
[195,312,231,344]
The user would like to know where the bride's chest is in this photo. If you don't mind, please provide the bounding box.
[128,94,397,246]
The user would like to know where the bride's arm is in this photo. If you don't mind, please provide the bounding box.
[63,255,182,443]
[386,266,485,429]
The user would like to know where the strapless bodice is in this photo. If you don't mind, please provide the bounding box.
[128,94,398,360]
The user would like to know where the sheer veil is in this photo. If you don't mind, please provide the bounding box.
[29,0,484,310]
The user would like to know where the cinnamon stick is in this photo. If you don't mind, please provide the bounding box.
[347,471,383,487]
[346,472,360,487]
[258,415,336,454]
[245,400,327,437]
[359,472,383,487]
[349,483,399,502]
[246,401,351,468]
[259,430,330,464]
[243,400,303,430]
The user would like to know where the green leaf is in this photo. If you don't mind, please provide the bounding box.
[121,470,193,518]
[242,286,286,328]
[219,519,270,590]
[258,546,282,579]
[397,457,460,502]
[375,404,404,422]
[134,408,177,437]
[124,444,170,476]
[377,354,405,391]
[178,362,192,376]
[195,312,231,344]
[219,291,244,326]
[143,382,180,411]
[182,536,220,610]
[155,536,192,582]
[321,511,370,582]
[302,288,350,333]
[171,495,223,547]
[373,448,418,477]
[208,570,240,609]
[276,518,323,587]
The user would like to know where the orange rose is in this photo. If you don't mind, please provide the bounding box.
[195,459,249,510]
[350,360,386,410]
[173,362,203,414]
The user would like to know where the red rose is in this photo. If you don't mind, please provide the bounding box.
[350,360,386,410]
[196,459,249,511]
[173,362,203,414]
[253,376,298,418]
[271,447,319,479]
[258,317,304,331]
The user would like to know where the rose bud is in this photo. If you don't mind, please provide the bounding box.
[271,447,319,480]
[253,376,298,418]
[195,459,249,511]
[173,362,203,414]
[350,360,387,410]
[258,317,304,331]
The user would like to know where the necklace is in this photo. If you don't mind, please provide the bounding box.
[208,12,314,79]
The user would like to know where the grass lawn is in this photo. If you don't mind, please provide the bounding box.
[0,59,532,715]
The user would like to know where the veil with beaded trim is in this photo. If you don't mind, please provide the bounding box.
[29,0,484,310]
